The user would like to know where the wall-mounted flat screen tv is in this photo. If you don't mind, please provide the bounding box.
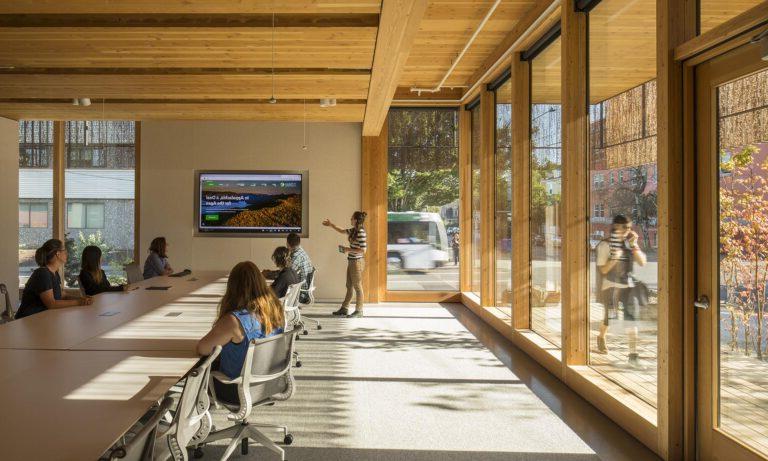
[194,170,309,237]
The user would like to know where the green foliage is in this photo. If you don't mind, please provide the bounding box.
[387,109,459,212]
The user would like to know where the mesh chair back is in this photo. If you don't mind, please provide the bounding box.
[163,347,220,459]
[0,284,13,323]
[124,262,143,284]
[284,282,302,309]
[300,269,316,305]
[110,397,173,461]
[244,331,296,405]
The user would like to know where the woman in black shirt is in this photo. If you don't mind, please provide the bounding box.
[269,246,300,299]
[79,246,132,296]
[17,239,92,319]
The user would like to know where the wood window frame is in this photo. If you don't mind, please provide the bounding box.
[44,120,141,263]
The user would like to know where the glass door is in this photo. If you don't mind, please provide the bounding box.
[695,38,768,460]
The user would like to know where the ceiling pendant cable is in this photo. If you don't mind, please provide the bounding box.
[301,99,308,150]
[268,10,277,104]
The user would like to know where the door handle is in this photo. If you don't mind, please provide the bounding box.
[694,295,710,310]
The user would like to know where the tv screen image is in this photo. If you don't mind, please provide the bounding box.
[196,171,308,236]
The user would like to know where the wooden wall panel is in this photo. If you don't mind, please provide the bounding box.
[511,54,530,330]
[561,3,588,366]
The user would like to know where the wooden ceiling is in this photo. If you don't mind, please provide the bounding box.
[1,0,762,126]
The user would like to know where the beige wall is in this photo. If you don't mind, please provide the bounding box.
[0,117,19,307]
[140,121,361,301]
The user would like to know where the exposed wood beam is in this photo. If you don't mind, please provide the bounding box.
[466,0,559,95]
[0,102,365,122]
[0,73,370,100]
[0,27,377,70]
[0,1,383,15]
[0,13,379,28]
[362,0,428,136]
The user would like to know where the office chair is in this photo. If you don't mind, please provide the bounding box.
[124,263,143,284]
[282,282,304,333]
[202,331,296,460]
[155,346,221,461]
[0,283,14,323]
[104,396,174,461]
[299,269,321,331]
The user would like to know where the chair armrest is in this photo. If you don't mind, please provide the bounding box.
[211,370,242,385]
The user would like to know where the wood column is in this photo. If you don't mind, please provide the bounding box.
[479,90,496,307]
[134,122,141,263]
[561,3,589,365]
[459,109,472,293]
[361,117,388,303]
[657,0,695,459]
[511,54,531,330]
[52,121,65,242]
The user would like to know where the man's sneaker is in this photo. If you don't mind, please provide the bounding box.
[628,353,639,366]
[346,310,364,318]
[332,307,349,316]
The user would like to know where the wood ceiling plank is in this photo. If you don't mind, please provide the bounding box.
[362,0,429,136]
[0,27,377,69]
[0,73,370,100]
[0,1,383,15]
[397,0,539,89]
[0,101,365,122]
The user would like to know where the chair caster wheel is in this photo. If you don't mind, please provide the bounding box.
[192,447,204,459]
[284,434,294,445]
[295,361,302,368]
[295,335,300,340]
[317,325,322,330]
[302,330,308,336]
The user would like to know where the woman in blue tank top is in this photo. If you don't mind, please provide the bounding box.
[197,261,285,401]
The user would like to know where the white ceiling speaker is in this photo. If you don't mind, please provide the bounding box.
[319,98,336,108]
[72,98,91,106]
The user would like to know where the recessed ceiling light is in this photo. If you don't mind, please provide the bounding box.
[320,98,336,108]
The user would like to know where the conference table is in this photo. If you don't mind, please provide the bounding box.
[0,270,228,461]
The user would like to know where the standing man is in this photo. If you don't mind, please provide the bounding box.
[451,231,460,266]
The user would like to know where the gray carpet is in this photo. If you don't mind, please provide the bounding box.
[197,303,658,461]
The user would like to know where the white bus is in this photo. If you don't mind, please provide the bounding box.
[387,212,450,270]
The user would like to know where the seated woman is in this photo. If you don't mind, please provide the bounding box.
[16,239,93,319]
[78,246,132,296]
[196,261,285,403]
[268,246,300,299]
[143,236,173,279]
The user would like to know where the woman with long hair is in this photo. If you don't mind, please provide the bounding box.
[17,239,93,319]
[197,261,286,402]
[143,236,173,279]
[78,246,132,296]
[323,211,367,317]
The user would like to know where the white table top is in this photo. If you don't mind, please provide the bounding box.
[0,348,199,461]
[0,271,228,350]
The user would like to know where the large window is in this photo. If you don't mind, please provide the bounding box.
[588,0,658,407]
[64,121,136,288]
[18,121,54,286]
[530,36,563,347]
[386,109,459,291]
[470,102,482,296]
[494,80,513,319]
